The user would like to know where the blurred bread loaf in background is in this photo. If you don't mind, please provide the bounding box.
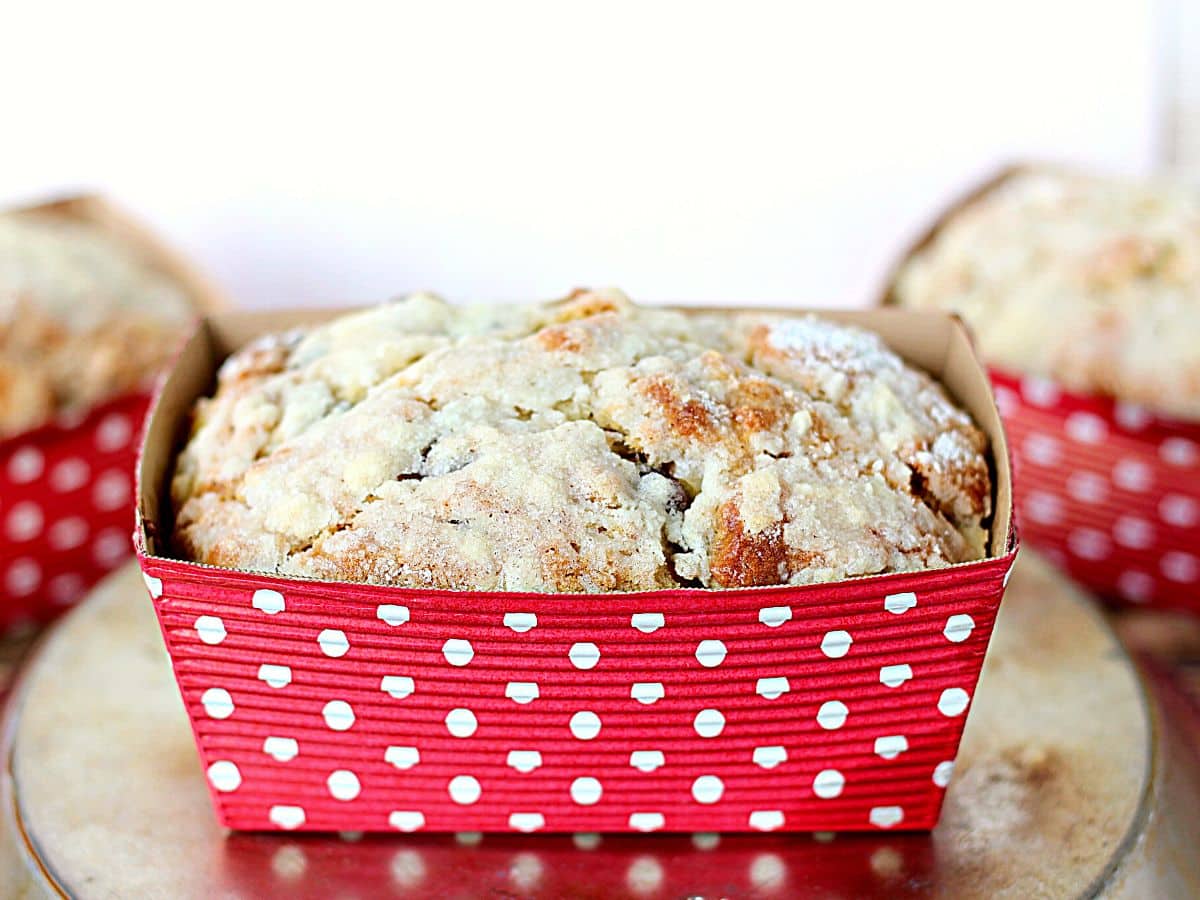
[0,213,193,438]
[893,170,1200,420]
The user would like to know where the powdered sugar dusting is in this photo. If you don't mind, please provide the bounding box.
[766,317,896,373]
[172,292,992,592]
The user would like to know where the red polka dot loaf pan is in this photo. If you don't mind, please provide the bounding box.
[134,307,1016,834]
[1,195,223,632]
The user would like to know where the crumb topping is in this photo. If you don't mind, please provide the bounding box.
[171,290,991,592]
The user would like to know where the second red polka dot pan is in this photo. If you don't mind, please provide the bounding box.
[0,393,146,631]
[0,193,225,633]
[991,368,1200,612]
[133,307,1017,833]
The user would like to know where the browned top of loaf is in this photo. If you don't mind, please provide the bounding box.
[170,290,991,592]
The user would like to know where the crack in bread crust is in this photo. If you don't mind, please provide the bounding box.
[171,290,992,591]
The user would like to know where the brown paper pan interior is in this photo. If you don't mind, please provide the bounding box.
[138,306,1014,572]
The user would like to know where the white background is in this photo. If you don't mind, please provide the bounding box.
[0,2,1167,309]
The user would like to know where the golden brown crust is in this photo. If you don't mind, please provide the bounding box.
[171,291,992,592]
[710,499,790,588]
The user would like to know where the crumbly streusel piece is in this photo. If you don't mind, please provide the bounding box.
[894,170,1200,420]
[171,290,992,591]
[0,215,193,437]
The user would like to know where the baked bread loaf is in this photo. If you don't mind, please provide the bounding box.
[893,170,1200,420]
[170,291,992,592]
[0,213,193,437]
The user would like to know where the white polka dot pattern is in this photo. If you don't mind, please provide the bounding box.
[755,676,789,699]
[1024,490,1064,525]
[388,811,425,832]
[811,769,844,799]
[989,368,1199,613]
[201,688,234,719]
[264,737,299,762]
[879,664,913,688]
[448,775,482,805]
[569,642,601,669]
[1067,528,1110,561]
[7,446,43,483]
[508,812,545,832]
[1162,552,1199,584]
[1161,494,1199,528]
[445,708,478,737]
[47,516,88,550]
[694,639,727,667]
[1023,433,1062,466]
[327,769,362,801]
[943,614,975,643]
[629,750,665,773]
[630,612,664,633]
[628,812,665,832]
[869,805,904,829]
[141,530,1012,833]
[820,630,852,658]
[207,760,242,792]
[50,459,89,493]
[1066,471,1108,504]
[693,709,725,738]
[503,612,537,632]
[505,681,539,704]
[253,589,286,615]
[384,746,420,769]
[6,503,43,541]
[269,805,307,830]
[377,604,410,626]
[0,393,150,630]
[380,675,414,699]
[318,629,350,657]
[748,810,785,831]
[816,700,849,730]
[569,711,602,741]
[691,775,724,804]
[570,777,603,805]
[752,746,787,769]
[1065,412,1107,444]
[937,688,970,717]
[630,682,664,704]
[758,605,791,627]
[1021,375,1060,407]
[1113,458,1153,492]
[322,700,355,731]
[883,592,917,615]
[259,664,292,689]
[874,735,909,760]
[194,615,227,645]
[442,639,474,667]
[932,760,955,788]
[1117,570,1155,603]
[506,750,543,773]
